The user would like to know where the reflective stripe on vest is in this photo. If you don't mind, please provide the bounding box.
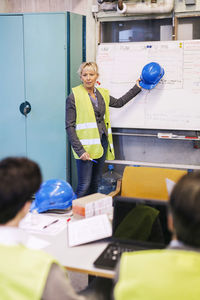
[0,244,55,300]
[76,122,97,130]
[72,85,115,160]
[114,249,200,300]
[80,138,101,145]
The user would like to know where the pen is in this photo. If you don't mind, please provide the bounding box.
[89,158,98,164]
[43,219,59,229]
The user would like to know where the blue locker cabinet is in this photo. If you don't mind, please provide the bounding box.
[0,13,67,181]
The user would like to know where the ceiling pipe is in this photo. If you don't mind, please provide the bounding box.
[117,0,174,14]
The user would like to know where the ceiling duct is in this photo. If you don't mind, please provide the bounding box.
[117,0,174,14]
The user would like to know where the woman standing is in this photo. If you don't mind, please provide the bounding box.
[66,62,141,198]
[66,62,155,198]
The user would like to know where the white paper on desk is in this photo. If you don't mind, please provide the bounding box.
[166,178,176,196]
[19,213,67,235]
[68,214,112,247]
[25,235,50,249]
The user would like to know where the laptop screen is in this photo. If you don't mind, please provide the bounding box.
[112,196,171,247]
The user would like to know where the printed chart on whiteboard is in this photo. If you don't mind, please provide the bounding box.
[96,40,200,130]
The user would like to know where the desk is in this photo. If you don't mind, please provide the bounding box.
[30,216,114,279]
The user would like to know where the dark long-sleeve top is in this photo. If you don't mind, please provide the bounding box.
[65,84,141,158]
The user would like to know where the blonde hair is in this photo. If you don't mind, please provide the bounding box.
[77,62,99,77]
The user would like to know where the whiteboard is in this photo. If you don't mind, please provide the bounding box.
[96,40,200,130]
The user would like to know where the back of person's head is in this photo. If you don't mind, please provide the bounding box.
[0,157,42,224]
[169,171,200,247]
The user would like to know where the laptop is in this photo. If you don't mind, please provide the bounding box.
[93,196,171,270]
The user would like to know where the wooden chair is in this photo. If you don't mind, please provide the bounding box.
[109,166,187,200]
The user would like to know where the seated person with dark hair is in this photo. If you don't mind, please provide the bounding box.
[0,157,85,300]
[114,171,200,300]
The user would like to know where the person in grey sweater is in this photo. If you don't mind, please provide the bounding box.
[0,156,85,300]
[65,61,142,198]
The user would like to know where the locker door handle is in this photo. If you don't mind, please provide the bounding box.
[19,101,31,116]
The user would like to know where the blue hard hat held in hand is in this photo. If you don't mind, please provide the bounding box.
[30,179,76,213]
[139,62,164,90]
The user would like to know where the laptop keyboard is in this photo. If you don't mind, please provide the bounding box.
[94,242,147,270]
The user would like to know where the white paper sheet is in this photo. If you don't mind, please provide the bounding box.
[25,235,50,249]
[166,178,176,196]
[68,214,112,247]
[19,213,67,235]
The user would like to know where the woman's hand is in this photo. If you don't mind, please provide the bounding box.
[136,78,142,88]
[80,152,90,161]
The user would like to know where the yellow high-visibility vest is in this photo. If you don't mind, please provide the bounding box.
[114,249,200,300]
[0,244,56,300]
[72,85,115,160]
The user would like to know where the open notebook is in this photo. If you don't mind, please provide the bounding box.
[94,196,171,270]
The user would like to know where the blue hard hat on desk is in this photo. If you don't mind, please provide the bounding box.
[139,62,164,90]
[30,179,76,213]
